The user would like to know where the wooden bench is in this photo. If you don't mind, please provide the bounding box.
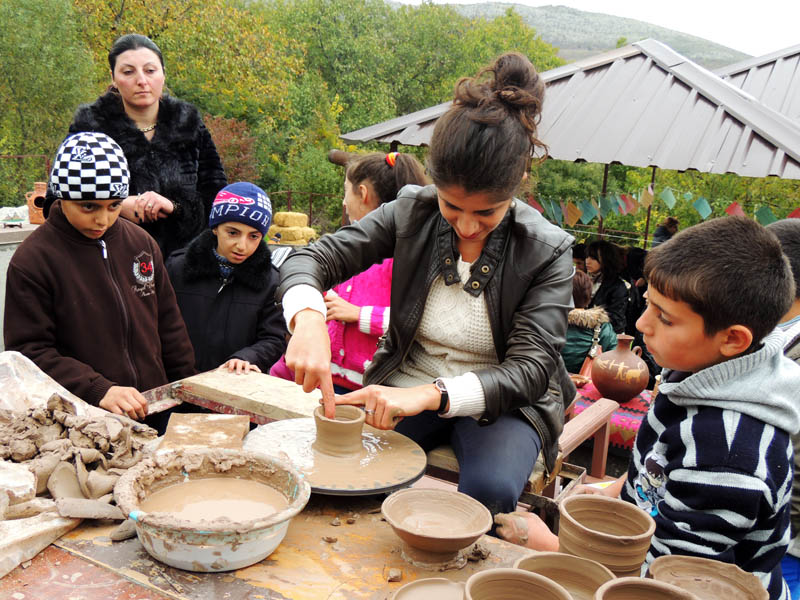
[425,396,620,503]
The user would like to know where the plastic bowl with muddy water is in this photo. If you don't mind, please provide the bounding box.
[514,551,615,600]
[558,494,655,578]
[648,554,768,600]
[465,567,572,600]
[595,576,702,600]
[381,488,492,569]
[114,448,310,572]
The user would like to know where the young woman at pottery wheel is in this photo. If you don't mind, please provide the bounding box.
[277,52,575,516]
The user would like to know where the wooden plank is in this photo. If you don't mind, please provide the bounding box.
[178,370,322,422]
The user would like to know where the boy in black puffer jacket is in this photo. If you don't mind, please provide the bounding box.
[167,183,287,374]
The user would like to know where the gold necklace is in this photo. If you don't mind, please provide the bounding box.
[138,123,157,133]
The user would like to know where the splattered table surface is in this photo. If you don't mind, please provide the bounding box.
[2,494,531,600]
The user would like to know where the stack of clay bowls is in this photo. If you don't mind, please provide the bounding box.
[648,554,768,600]
[514,552,615,600]
[558,494,656,577]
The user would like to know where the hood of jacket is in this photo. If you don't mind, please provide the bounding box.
[659,329,800,434]
[173,229,273,291]
[568,306,610,329]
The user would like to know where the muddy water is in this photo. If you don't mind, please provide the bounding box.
[139,478,288,522]
[400,511,465,537]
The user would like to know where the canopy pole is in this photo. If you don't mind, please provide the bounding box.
[642,166,657,248]
[598,164,609,239]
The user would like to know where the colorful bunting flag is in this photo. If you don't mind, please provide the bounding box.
[659,187,676,209]
[579,199,598,224]
[552,200,564,225]
[683,192,693,202]
[755,205,777,225]
[528,196,545,214]
[693,197,712,220]
[788,207,800,219]
[598,195,615,218]
[639,185,654,209]
[621,193,638,215]
[565,202,582,227]
[725,201,745,217]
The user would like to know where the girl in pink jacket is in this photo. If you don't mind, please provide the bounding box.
[270,151,427,392]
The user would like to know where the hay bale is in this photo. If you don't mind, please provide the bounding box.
[274,212,308,228]
[274,226,305,242]
[301,227,317,240]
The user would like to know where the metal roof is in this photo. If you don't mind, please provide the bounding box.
[715,44,800,123]
[341,39,800,179]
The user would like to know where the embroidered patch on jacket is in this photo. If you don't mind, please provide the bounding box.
[132,251,155,297]
[633,450,667,517]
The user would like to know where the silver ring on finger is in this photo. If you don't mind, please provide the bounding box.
[364,408,375,415]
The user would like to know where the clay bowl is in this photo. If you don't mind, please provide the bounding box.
[381,488,491,566]
[465,567,572,600]
[558,494,655,578]
[312,404,365,457]
[595,576,701,599]
[392,577,465,600]
[514,551,616,600]
[114,448,310,572]
[648,555,768,600]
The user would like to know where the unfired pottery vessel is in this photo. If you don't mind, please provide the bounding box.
[558,494,655,578]
[381,488,491,568]
[648,554,768,600]
[312,405,364,457]
[465,567,571,600]
[514,551,615,600]
[25,181,46,224]
[591,334,649,401]
[595,576,701,600]
[392,577,465,600]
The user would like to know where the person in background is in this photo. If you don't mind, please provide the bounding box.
[766,219,800,599]
[586,239,629,333]
[651,216,679,248]
[561,270,617,374]
[65,34,227,259]
[277,52,575,518]
[497,217,800,600]
[572,242,586,272]
[167,183,287,375]
[4,132,196,429]
[270,151,428,392]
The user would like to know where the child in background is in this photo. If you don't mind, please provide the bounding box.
[4,132,196,425]
[270,151,428,392]
[766,219,800,598]
[497,217,800,600]
[167,183,287,374]
[561,269,616,374]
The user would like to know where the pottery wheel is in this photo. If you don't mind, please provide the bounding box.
[243,418,427,495]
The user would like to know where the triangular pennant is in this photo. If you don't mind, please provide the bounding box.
[659,187,676,209]
[639,185,654,209]
[693,196,712,220]
[579,199,598,224]
[755,205,777,225]
[788,207,800,219]
[725,201,745,217]
[565,201,582,227]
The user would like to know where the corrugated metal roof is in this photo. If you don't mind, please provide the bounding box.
[715,44,800,123]
[341,39,800,179]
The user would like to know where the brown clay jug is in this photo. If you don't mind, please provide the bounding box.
[591,333,649,402]
[25,181,47,224]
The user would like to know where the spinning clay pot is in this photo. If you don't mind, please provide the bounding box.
[591,334,649,401]
[312,405,364,457]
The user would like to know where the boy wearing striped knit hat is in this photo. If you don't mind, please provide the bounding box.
[499,216,800,600]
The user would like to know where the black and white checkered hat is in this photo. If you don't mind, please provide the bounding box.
[49,132,129,200]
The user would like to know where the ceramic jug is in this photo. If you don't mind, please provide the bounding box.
[591,334,649,401]
[25,181,47,224]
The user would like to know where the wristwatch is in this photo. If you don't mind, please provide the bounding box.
[433,378,449,414]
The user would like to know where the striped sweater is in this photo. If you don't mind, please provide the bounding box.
[621,330,800,600]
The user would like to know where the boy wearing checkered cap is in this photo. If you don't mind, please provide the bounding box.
[4,132,196,427]
[166,182,287,374]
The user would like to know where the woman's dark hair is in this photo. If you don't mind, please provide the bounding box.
[587,240,624,280]
[572,270,593,309]
[108,34,164,73]
[346,152,428,206]
[427,52,546,201]
[659,216,679,229]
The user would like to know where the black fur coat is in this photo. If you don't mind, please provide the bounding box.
[68,92,227,258]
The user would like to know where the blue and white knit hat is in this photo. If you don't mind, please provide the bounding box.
[48,132,129,200]
[208,182,272,236]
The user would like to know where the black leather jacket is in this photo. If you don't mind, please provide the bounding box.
[277,185,575,471]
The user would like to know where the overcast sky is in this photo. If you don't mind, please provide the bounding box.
[396,0,799,57]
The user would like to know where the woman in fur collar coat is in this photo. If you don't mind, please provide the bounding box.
[562,270,617,373]
[66,34,227,259]
[167,183,287,374]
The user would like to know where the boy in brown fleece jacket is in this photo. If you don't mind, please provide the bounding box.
[4,132,196,425]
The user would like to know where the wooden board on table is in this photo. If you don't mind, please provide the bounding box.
[178,370,321,421]
[161,413,250,450]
